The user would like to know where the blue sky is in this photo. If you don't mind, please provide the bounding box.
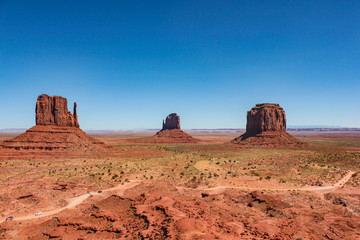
[0,0,359,130]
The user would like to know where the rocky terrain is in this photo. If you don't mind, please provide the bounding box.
[2,180,359,240]
[153,129,199,143]
[232,103,304,146]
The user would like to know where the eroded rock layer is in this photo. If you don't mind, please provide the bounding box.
[1,125,106,151]
[154,129,199,143]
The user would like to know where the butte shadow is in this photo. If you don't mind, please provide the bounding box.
[232,103,304,147]
[1,94,108,153]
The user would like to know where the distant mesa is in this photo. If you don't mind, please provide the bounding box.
[154,113,199,143]
[1,94,107,152]
[232,103,304,146]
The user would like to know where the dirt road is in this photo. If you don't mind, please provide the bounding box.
[178,170,355,193]
[0,180,141,224]
[1,171,355,224]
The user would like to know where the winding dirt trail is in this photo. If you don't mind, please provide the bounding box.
[1,171,355,224]
[178,170,355,193]
[0,180,141,224]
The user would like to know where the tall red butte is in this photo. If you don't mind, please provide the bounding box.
[1,94,107,152]
[154,113,198,143]
[232,103,304,146]
[35,94,79,127]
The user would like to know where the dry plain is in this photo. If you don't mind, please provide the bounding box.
[0,130,359,239]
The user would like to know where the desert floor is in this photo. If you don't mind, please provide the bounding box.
[0,131,359,239]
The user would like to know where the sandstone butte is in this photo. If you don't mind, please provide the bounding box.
[36,94,79,127]
[154,113,199,143]
[1,94,107,152]
[232,103,304,146]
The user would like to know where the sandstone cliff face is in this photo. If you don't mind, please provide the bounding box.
[246,103,286,136]
[36,94,79,128]
[162,113,180,130]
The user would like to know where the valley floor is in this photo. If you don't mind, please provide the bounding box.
[0,132,359,239]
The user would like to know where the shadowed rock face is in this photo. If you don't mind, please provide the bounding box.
[162,113,180,130]
[36,94,79,128]
[246,103,286,136]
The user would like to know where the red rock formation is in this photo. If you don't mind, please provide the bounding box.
[154,129,199,143]
[246,103,286,135]
[152,113,198,143]
[1,94,107,152]
[232,103,303,146]
[36,94,79,127]
[1,125,106,151]
[162,113,180,130]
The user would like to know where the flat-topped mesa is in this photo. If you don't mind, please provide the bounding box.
[36,94,79,128]
[246,103,286,136]
[162,113,180,130]
[232,103,304,146]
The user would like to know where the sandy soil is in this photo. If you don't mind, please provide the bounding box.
[0,132,359,239]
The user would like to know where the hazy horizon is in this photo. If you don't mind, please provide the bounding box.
[1,125,359,133]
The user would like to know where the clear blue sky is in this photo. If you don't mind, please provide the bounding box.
[0,0,359,130]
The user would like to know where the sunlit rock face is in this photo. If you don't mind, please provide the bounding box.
[36,94,79,128]
[245,103,286,136]
[232,103,304,146]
